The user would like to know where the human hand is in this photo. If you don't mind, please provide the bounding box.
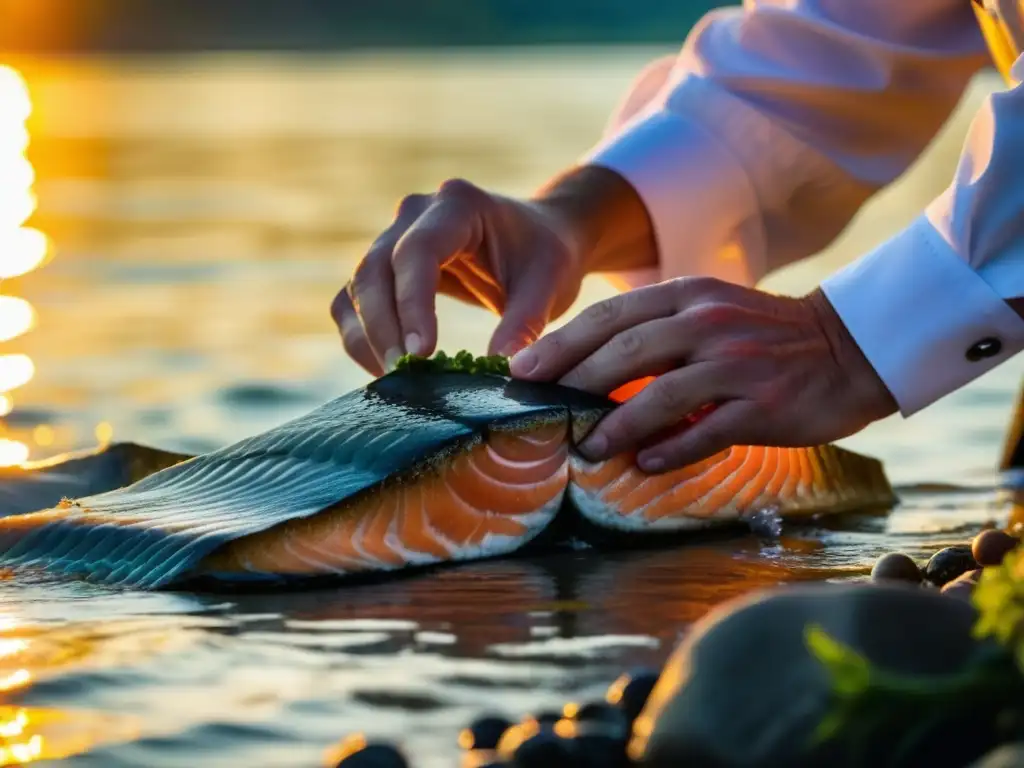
[509,278,898,472]
[330,178,584,376]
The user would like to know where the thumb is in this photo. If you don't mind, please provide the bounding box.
[488,265,556,358]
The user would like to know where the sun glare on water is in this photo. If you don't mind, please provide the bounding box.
[0,65,50,467]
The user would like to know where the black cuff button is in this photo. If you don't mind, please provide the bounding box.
[966,337,1002,361]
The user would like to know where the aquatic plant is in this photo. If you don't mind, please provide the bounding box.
[972,542,1024,664]
[393,350,511,376]
[805,541,1024,763]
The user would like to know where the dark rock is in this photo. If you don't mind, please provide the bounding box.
[460,715,513,751]
[506,730,582,767]
[605,668,661,725]
[631,582,1017,768]
[525,711,563,730]
[564,701,630,739]
[332,740,410,767]
[968,743,1024,767]
[973,530,1019,567]
[573,733,630,768]
[925,545,979,587]
[496,725,535,759]
[941,569,983,602]
[871,552,922,584]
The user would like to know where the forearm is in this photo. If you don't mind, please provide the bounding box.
[531,164,658,276]
[569,0,989,291]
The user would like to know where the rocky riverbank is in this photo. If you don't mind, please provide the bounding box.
[331,508,1024,767]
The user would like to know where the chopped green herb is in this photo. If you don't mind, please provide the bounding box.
[393,350,511,377]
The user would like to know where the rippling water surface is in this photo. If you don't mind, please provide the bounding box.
[0,50,1021,766]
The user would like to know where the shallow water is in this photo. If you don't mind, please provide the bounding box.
[0,49,1021,766]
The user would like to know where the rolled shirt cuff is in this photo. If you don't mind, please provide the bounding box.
[582,105,767,291]
[820,215,1024,416]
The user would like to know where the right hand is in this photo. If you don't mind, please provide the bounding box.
[331,178,586,376]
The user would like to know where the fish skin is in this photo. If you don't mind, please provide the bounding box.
[0,372,895,590]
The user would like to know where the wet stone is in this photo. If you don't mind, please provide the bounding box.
[605,667,661,725]
[871,552,922,584]
[941,569,983,602]
[633,583,1014,768]
[332,741,410,768]
[574,733,630,768]
[972,529,1019,567]
[924,545,979,587]
[525,711,564,730]
[460,715,513,751]
[507,730,582,767]
[565,701,630,739]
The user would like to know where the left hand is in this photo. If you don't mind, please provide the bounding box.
[508,277,898,473]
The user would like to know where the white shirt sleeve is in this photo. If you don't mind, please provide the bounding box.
[582,0,1024,416]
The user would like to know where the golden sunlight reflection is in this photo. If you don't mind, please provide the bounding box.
[0,669,31,693]
[0,706,142,764]
[0,64,48,467]
[0,298,35,342]
[0,355,34,393]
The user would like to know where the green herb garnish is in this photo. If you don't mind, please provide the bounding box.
[393,350,511,377]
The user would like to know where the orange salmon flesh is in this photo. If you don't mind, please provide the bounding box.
[199,417,893,579]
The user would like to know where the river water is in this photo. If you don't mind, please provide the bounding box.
[0,49,1020,767]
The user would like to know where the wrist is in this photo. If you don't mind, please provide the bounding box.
[530,164,659,277]
[805,287,899,424]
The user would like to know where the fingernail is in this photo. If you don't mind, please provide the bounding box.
[499,341,524,358]
[639,454,664,473]
[405,333,422,356]
[509,348,538,376]
[580,433,608,459]
[384,347,403,371]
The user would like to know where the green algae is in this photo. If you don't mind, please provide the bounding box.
[393,350,511,377]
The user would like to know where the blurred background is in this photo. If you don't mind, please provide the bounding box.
[0,0,1016,485]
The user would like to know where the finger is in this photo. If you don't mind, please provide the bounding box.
[510,283,677,380]
[330,287,384,376]
[347,194,431,370]
[489,260,557,358]
[557,316,691,395]
[577,362,738,461]
[635,399,757,473]
[392,182,481,357]
[349,247,405,371]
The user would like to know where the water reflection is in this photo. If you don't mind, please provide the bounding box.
[0,64,49,468]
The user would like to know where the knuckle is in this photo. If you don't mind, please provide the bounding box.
[611,328,645,360]
[581,297,621,329]
[681,301,732,331]
[669,275,725,307]
[395,193,429,218]
[648,378,682,412]
[437,177,482,204]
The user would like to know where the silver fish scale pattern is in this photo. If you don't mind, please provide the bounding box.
[0,374,583,589]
